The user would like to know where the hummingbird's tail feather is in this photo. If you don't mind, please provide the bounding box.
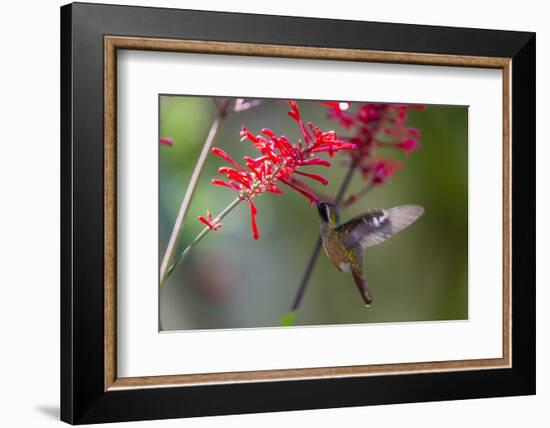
[351,268,373,307]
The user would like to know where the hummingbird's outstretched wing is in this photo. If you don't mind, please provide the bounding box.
[336,205,424,250]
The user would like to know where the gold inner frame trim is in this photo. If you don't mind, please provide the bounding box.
[104,35,512,391]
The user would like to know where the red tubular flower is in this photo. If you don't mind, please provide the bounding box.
[362,159,404,185]
[212,148,244,171]
[248,200,259,240]
[160,137,174,146]
[397,138,421,155]
[297,158,331,167]
[320,101,340,109]
[198,210,223,231]
[280,178,319,205]
[293,170,329,185]
[287,100,312,144]
[210,100,356,239]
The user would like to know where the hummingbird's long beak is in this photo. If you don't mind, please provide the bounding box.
[316,202,324,219]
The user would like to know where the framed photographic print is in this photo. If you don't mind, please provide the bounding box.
[60,2,536,424]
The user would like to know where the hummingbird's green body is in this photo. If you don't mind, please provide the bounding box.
[319,218,362,275]
[316,202,424,306]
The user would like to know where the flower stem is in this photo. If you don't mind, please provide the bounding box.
[161,197,242,287]
[290,164,357,311]
[159,113,221,287]
[342,182,375,208]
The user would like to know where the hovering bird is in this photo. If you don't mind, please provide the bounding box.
[317,202,424,306]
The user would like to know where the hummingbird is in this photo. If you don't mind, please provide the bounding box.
[316,202,424,306]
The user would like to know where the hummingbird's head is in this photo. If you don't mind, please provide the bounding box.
[316,201,340,226]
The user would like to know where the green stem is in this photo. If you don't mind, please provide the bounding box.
[342,183,375,208]
[161,197,242,287]
[159,112,221,286]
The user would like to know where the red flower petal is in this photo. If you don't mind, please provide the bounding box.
[367,159,404,185]
[294,170,328,185]
[198,211,222,231]
[160,137,174,146]
[240,127,259,143]
[336,142,358,150]
[280,178,320,206]
[309,143,355,154]
[288,100,301,120]
[248,200,259,240]
[212,179,239,190]
[320,101,340,109]
[212,147,243,170]
[398,138,421,155]
[287,100,312,143]
[221,170,251,188]
[262,128,276,138]
[297,158,331,167]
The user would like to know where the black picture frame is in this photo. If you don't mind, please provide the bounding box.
[61,2,535,424]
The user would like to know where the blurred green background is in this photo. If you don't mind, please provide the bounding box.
[159,96,468,331]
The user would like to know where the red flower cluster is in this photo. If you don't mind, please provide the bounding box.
[325,102,423,187]
[210,100,356,239]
